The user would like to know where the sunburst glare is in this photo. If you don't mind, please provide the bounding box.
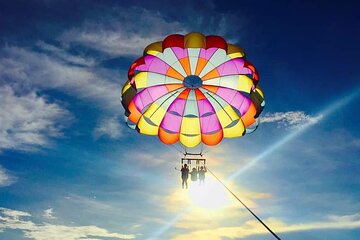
[187,175,232,210]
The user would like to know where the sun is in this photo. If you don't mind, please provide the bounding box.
[187,175,232,211]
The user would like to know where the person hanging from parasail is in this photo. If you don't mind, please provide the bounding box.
[198,166,207,185]
[190,167,198,182]
[180,164,189,189]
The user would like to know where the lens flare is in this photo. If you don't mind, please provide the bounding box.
[187,175,232,210]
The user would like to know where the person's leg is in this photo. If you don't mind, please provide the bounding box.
[185,179,188,189]
[182,179,185,189]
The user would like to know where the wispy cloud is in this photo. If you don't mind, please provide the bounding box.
[1,208,31,219]
[0,46,122,111]
[93,117,123,139]
[64,194,112,211]
[60,7,186,57]
[36,41,97,67]
[0,43,126,151]
[0,86,71,151]
[261,111,323,129]
[42,208,56,220]
[0,165,16,187]
[0,207,136,240]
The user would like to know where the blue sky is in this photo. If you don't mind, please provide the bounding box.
[0,0,359,239]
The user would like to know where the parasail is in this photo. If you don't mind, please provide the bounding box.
[121,32,265,148]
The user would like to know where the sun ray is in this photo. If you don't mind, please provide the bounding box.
[229,86,360,180]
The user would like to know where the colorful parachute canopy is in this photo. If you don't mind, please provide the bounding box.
[121,32,265,148]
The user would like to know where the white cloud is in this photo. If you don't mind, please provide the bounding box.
[0,207,136,240]
[42,208,56,220]
[64,194,112,211]
[0,46,122,112]
[93,117,122,139]
[328,213,360,222]
[0,165,16,187]
[0,86,71,151]
[36,41,97,67]
[0,44,125,151]
[0,208,31,219]
[59,8,187,57]
[261,111,323,129]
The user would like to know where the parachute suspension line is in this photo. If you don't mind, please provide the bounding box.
[206,168,282,240]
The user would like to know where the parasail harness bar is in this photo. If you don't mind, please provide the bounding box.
[181,158,206,166]
[181,152,206,169]
[184,152,203,157]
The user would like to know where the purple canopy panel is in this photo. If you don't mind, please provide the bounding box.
[240,66,252,75]
[197,99,215,117]
[148,85,169,100]
[239,96,251,116]
[200,114,222,134]
[133,85,168,112]
[160,98,187,133]
[205,48,219,60]
[160,112,183,133]
[171,47,188,60]
[133,90,149,111]
[199,48,218,60]
[135,65,147,71]
[135,55,170,75]
[135,55,154,71]
[215,87,238,103]
[199,48,207,59]
[167,98,186,116]
[232,58,246,72]
[196,98,221,134]
[147,57,170,74]
[217,59,241,76]
[215,87,251,116]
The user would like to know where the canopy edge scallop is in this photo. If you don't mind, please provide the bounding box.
[143,32,245,57]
